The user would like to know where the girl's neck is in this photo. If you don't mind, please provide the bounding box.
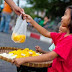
[65,29,72,37]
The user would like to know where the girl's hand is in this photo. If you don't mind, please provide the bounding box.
[35,46,43,53]
[12,58,25,67]
[22,14,34,23]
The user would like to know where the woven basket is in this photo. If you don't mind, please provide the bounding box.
[0,47,52,68]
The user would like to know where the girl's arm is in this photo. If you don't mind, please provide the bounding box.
[23,14,51,38]
[39,50,50,54]
[30,19,51,38]
[24,51,58,62]
[12,51,58,67]
[31,20,51,38]
[35,46,50,54]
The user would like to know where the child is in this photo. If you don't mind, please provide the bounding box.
[12,6,72,72]
[35,25,68,53]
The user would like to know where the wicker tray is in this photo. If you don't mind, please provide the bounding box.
[0,47,52,68]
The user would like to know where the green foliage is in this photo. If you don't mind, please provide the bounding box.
[26,0,72,17]
[24,7,41,19]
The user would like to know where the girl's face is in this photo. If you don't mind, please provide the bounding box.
[59,26,67,33]
[61,8,71,27]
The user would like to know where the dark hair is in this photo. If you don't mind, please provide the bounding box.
[44,16,49,19]
[66,5,72,33]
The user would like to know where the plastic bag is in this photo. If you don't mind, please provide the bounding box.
[11,15,27,43]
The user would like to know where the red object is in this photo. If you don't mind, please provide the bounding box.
[9,26,12,30]
[48,32,72,72]
[30,33,40,40]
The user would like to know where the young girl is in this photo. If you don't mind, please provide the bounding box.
[12,6,72,72]
[35,25,68,53]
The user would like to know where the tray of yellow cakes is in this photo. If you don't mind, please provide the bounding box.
[0,47,52,68]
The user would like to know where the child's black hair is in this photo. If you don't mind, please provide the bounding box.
[66,5,72,33]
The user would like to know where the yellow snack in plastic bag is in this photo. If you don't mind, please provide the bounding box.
[11,16,27,43]
[12,33,26,43]
[19,35,26,43]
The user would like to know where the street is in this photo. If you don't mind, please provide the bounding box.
[0,32,51,72]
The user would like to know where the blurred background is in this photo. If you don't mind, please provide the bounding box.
[0,0,72,33]
[0,0,72,72]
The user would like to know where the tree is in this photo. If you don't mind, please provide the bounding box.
[26,0,72,17]
[24,7,40,18]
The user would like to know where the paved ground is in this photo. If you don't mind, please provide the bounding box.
[0,32,51,72]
